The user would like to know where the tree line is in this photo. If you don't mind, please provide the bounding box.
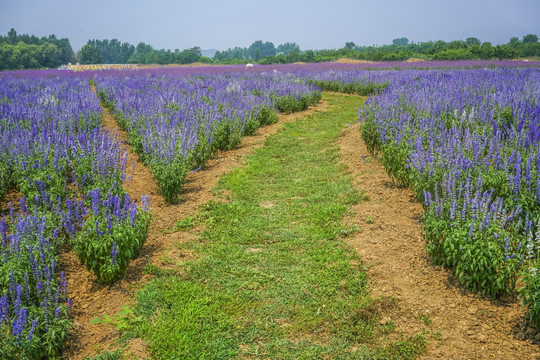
[78,40,202,65]
[0,29,75,70]
[255,35,540,64]
[1,28,539,71]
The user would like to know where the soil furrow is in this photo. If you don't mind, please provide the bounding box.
[338,122,540,360]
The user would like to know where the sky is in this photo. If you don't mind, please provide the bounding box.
[1,0,539,52]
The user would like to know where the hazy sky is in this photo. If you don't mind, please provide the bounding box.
[1,0,539,51]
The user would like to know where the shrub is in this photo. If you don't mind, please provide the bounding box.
[74,190,150,284]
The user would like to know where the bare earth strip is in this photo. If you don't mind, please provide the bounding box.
[62,95,330,359]
[338,122,540,360]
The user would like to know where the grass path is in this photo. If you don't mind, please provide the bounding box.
[65,87,329,359]
[130,93,425,359]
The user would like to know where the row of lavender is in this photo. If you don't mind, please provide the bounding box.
[0,74,150,358]
[357,67,540,325]
[93,71,322,203]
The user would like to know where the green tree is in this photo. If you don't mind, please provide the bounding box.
[39,42,60,67]
[181,47,202,64]
[248,40,263,59]
[447,40,467,49]
[128,42,153,63]
[262,41,276,57]
[304,49,315,62]
[54,38,75,64]
[277,42,300,56]
[509,37,521,46]
[78,44,102,64]
[345,41,356,49]
[522,34,538,43]
[522,42,540,57]
[119,42,135,63]
[231,47,245,59]
[6,28,17,45]
[466,37,481,47]
[475,42,495,59]
[494,44,520,59]
[286,48,301,62]
[392,37,408,47]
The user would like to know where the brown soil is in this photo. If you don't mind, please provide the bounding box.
[62,94,330,359]
[0,190,22,214]
[334,58,375,64]
[338,122,540,359]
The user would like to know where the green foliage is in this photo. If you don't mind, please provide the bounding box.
[310,79,389,96]
[74,198,150,284]
[361,115,383,155]
[174,216,195,231]
[256,104,279,126]
[242,116,260,136]
[84,349,123,360]
[275,92,322,114]
[494,44,521,60]
[276,95,307,113]
[522,42,540,57]
[0,28,75,69]
[78,44,103,65]
[466,37,481,47]
[520,265,540,327]
[423,214,520,296]
[432,48,475,60]
[522,34,539,44]
[90,305,138,332]
[151,160,188,204]
[0,41,61,70]
[392,37,409,47]
[0,218,71,359]
[211,118,243,152]
[0,309,70,360]
[127,44,202,65]
[86,38,135,64]
[380,141,411,186]
[0,160,12,203]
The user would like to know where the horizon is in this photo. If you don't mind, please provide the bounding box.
[1,0,540,52]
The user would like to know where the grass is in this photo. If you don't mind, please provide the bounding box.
[130,93,426,359]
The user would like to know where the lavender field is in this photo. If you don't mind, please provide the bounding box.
[358,67,540,322]
[1,60,540,358]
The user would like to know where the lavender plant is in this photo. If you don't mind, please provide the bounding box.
[94,71,321,203]
[74,190,150,284]
[0,72,151,355]
[358,66,540,322]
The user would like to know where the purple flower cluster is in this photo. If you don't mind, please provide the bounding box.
[0,73,146,356]
[92,71,320,203]
[94,71,319,165]
[359,66,540,294]
[0,213,70,346]
[75,188,150,283]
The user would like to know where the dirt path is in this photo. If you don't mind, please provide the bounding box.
[338,122,540,360]
[62,94,330,359]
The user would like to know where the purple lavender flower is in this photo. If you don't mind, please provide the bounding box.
[111,241,119,265]
[28,318,38,341]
